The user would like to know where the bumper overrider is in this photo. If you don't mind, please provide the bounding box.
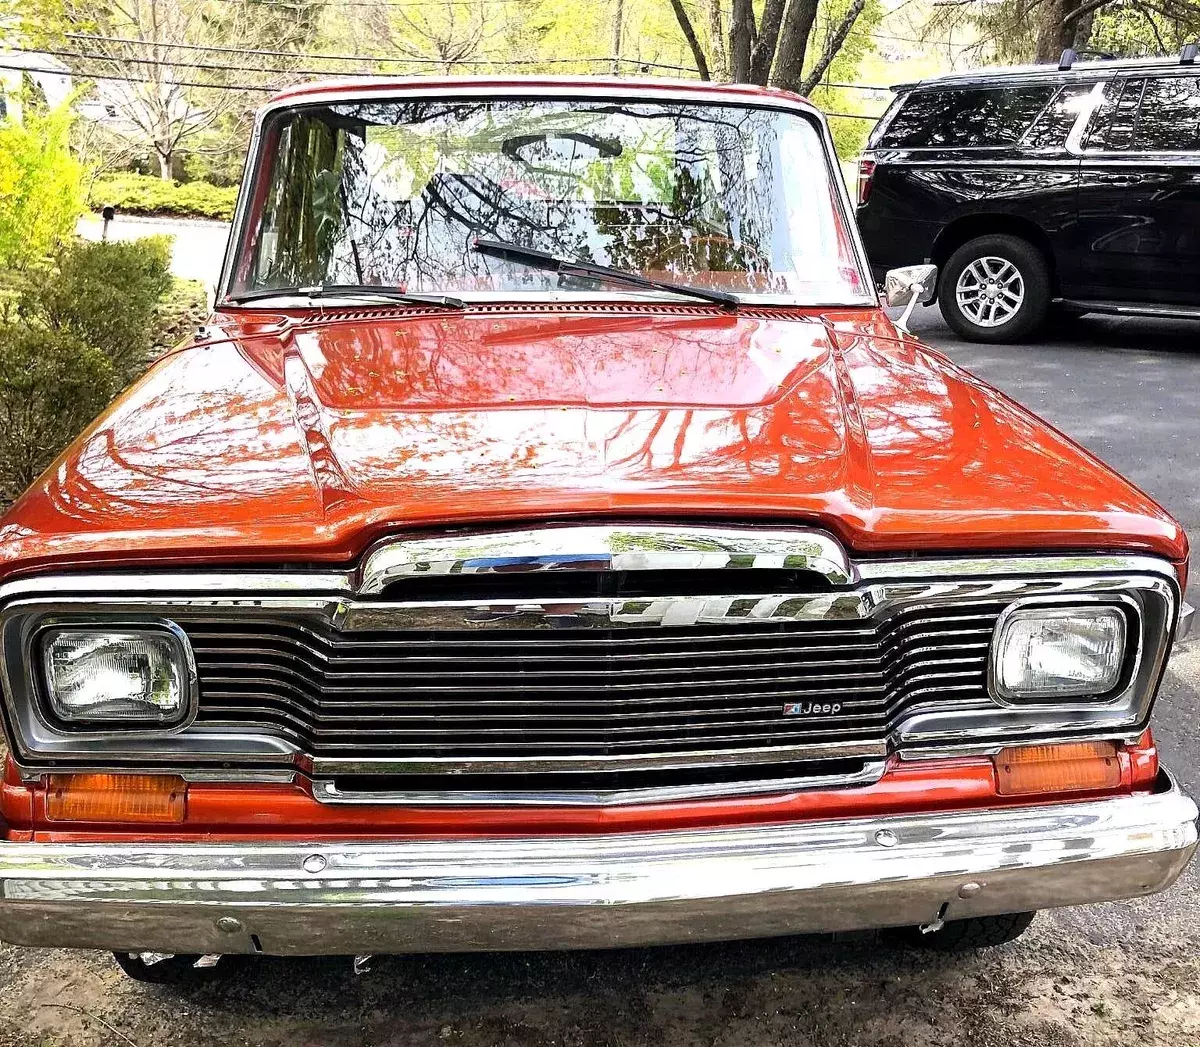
[0,775,1194,956]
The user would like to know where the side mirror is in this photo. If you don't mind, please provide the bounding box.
[884,265,937,307]
[884,264,937,333]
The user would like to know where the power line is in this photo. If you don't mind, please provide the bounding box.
[0,58,274,91]
[55,36,894,89]
[64,33,698,73]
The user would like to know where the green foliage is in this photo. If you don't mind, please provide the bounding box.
[0,235,176,505]
[0,100,86,270]
[35,237,174,379]
[1090,4,1200,56]
[0,325,116,504]
[87,173,238,221]
[155,279,210,356]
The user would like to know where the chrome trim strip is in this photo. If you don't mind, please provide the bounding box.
[855,553,1177,581]
[0,775,1192,955]
[313,759,888,807]
[307,741,886,778]
[358,525,856,592]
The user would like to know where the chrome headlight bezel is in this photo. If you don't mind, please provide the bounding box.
[989,600,1133,706]
[38,621,197,730]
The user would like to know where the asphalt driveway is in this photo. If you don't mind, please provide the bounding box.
[1,306,1198,1047]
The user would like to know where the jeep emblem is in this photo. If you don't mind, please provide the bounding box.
[783,701,842,716]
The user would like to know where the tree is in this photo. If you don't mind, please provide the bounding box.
[926,0,1200,65]
[667,0,878,93]
[18,0,325,178]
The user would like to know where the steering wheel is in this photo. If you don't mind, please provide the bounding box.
[648,234,770,271]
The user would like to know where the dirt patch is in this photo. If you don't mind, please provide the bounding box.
[1,885,1197,1047]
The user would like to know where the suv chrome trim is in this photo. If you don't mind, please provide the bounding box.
[358,525,856,592]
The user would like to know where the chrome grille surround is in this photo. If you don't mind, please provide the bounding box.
[0,527,1181,802]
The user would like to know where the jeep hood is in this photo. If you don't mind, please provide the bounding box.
[0,306,1185,575]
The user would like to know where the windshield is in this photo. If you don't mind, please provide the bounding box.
[228,96,869,304]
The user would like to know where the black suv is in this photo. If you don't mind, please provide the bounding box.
[856,49,1200,343]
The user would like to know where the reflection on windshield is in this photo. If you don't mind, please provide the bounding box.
[230,98,867,303]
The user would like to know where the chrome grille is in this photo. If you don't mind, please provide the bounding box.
[183,603,1000,767]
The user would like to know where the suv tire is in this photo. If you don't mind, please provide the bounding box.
[892,910,1036,951]
[938,235,1050,343]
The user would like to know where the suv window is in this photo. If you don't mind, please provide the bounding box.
[1134,75,1200,151]
[878,85,1057,148]
[1021,83,1095,149]
[1085,76,1200,152]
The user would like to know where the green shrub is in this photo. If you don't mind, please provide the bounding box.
[34,237,174,379]
[0,325,116,504]
[87,172,238,221]
[155,278,210,356]
[0,101,86,269]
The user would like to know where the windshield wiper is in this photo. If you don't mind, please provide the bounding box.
[226,285,466,309]
[472,239,739,309]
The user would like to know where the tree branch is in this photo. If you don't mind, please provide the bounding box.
[1061,0,1113,29]
[800,0,867,95]
[668,0,711,79]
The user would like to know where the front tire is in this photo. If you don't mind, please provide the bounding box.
[112,951,218,985]
[892,910,1036,951]
[938,235,1050,344]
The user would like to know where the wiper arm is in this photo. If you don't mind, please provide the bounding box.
[472,239,739,309]
[226,285,466,309]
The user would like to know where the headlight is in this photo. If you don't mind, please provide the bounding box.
[992,606,1126,702]
[41,627,192,726]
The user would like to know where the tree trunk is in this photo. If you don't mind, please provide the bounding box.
[156,150,173,180]
[729,0,753,82]
[749,0,787,85]
[1072,7,1096,49]
[611,0,624,75]
[1034,0,1068,62]
[772,0,820,92]
[704,0,728,81]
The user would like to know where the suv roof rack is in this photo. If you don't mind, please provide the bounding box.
[1182,42,1198,65]
[1060,48,1118,69]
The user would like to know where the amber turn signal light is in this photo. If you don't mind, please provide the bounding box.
[45,773,187,823]
[994,742,1121,796]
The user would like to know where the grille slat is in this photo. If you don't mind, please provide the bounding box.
[184,603,1000,769]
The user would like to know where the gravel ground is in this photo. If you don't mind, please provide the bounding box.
[3,305,1199,1046]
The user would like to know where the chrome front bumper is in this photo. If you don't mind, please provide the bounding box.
[0,778,1194,956]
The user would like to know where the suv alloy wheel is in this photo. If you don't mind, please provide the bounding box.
[938,235,1051,344]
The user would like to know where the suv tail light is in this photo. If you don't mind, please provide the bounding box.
[857,156,876,206]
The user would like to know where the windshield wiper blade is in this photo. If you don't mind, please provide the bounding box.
[227,285,466,308]
[473,239,739,309]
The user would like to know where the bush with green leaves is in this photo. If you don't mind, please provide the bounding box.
[0,236,176,506]
[88,172,238,221]
[0,100,85,270]
[0,324,116,504]
[34,236,174,379]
